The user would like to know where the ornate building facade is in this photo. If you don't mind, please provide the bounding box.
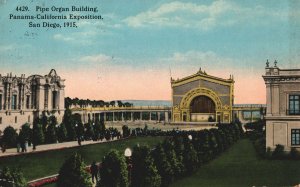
[171,69,234,123]
[0,69,65,131]
[263,61,300,150]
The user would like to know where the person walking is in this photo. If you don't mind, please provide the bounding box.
[90,161,98,183]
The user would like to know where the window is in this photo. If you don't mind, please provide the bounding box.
[52,91,57,109]
[0,94,2,110]
[26,95,30,109]
[15,116,17,123]
[11,95,17,110]
[44,87,48,108]
[289,95,300,115]
[292,129,300,145]
[0,117,2,124]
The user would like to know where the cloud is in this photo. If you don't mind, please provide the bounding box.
[79,54,113,63]
[53,31,98,45]
[53,34,75,42]
[124,0,287,30]
[0,44,14,52]
[0,44,32,52]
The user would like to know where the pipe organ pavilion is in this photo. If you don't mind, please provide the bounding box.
[171,69,234,123]
[0,69,65,131]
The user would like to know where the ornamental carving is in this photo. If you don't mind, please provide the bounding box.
[180,87,222,110]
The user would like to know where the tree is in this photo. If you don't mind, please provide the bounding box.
[98,150,128,187]
[2,126,18,149]
[18,123,32,145]
[84,122,94,140]
[110,101,116,107]
[45,124,57,144]
[57,153,92,187]
[0,167,27,187]
[131,145,161,187]
[162,138,184,177]
[75,123,84,139]
[152,143,174,186]
[40,113,48,133]
[48,115,58,126]
[63,108,76,141]
[182,140,198,174]
[65,97,72,109]
[57,123,68,142]
[32,123,44,149]
[122,125,130,138]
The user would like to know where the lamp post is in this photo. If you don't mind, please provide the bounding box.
[75,124,81,146]
[55,124,59,143]
[124,148,132,183]
[188,134,193,141]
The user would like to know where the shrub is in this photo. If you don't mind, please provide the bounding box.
[253,137,266,157]
[162,139,184,177]
[289,147,300,159]
[57,123,67,142]
[122,125,130,138]
[18,123,32,145]
[84,122,94,140]
[152,143,174,186]
[45,124,57,144]
[182,141,199,174]
[131,145,161,187]
[57,153,92,187]
[265,147,272,159]
[2,126,18,148]
[0,167,27,187]
[32,123,45,149]
[98,149,128,187]
[272,144,286,159]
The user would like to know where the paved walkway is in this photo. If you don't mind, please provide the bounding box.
[0,138,117,158]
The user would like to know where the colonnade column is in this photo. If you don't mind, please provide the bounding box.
[157,112,160,122]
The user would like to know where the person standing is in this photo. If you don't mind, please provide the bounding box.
[90,161,98,183]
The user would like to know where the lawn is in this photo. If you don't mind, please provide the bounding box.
[0,137,165,181]
[172,139,300,187]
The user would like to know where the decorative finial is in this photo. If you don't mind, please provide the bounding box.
[266,59,269,67]
[198,67,203,74]
[274,60,277,67]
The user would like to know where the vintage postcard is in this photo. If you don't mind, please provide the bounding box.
[0,0,300,186]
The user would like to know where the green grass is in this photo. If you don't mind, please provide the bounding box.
[0,137,164,181]
[172,139,300,187]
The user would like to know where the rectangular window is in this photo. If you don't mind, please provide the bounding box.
[26,95,30,109]
[12,95,17,110]
[289,95,300,115]
[44,88,48,109]
[15,116,17,123]
[0,94,2,110]
[52,91,57,109]
[292,129,300,145]
[0,117,2,124]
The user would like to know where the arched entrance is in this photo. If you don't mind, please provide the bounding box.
[190,95,216,122]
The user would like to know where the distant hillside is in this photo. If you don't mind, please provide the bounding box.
[121,100,171,107]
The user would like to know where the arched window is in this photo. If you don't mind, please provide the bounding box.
[190,96,215,113]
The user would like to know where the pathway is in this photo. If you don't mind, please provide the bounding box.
[0,138,116,158]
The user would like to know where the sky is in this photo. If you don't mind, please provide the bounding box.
[0,0,300,104]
